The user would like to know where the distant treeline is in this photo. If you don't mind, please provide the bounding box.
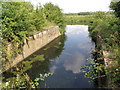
[65,11,113,15]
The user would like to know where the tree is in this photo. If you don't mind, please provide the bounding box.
[2,2,34,42]
[94,11,106,19]
[43,2,64,27]
[110,1,120,18]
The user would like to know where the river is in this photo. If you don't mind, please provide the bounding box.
[3,25,97,88]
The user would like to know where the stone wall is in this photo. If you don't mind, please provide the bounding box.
[1,26,61,73]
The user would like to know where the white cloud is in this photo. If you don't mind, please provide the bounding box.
[63,52,85,74]
[66,25,88,34]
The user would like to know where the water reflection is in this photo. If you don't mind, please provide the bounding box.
[50,65,57,74]
[3,25,95,88]
[66,25,88,34]
[61,25,94,74]
[39,25,95,88]
[63,52,85,74]
[26,35,66,77]
[2,35,66,88]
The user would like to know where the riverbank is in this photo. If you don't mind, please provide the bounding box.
[1,26,61,74]
[89,20,120,88]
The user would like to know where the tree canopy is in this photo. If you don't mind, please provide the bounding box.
[110,1,120,18]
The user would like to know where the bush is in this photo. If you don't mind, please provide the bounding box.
[43,3,65,29]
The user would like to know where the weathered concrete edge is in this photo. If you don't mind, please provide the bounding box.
[103,51,114,67]
[1,26,61,74]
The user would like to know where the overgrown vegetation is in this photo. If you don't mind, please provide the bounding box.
[1,35,65,89]
[43,2,65,32]
[1,1,65,88]
[1,1,65,63]
[87,1,120,88]
[1,0,120,89]
[2,55,49,89]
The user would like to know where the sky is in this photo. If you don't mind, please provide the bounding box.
[25,0,112,13]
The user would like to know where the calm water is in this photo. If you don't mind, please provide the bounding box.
[26,25,95,88]
[4,25,96,88]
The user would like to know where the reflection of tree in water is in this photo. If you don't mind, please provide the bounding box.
[2,35,66,88]
[27,35,66,78]
[38,35,66,60]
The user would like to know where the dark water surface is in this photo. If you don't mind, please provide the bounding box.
[4,25,96,88]
[25,25,95,88]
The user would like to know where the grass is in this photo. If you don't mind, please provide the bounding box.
[64,14,94,25]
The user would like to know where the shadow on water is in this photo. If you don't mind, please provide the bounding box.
[2,35,66,88]
[26,35,66,78]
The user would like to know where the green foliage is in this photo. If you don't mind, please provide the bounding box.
[1,54,53,89]
[81,58,120,87]
[2,2,45,41]
[1,2,65,89]
[2,72,52,89]
[64,12,113,25]
[81,59,105,79]
[1,35,66,89]
[89,11,120,56]
[44,3,62,23]
[110,1,120,18]
[78,12,93,15]
[64,14,94,25]
[43,2,65,31]
[88,5,120,87]
[2,2,46,62]
[93,11,106,19]
[2,2,64,47]
[2,1,65,63]
[32,55,45,62]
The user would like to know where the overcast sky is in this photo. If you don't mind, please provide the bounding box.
[25,0,112,13]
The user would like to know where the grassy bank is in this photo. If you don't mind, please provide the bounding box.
[64,14,94,25]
